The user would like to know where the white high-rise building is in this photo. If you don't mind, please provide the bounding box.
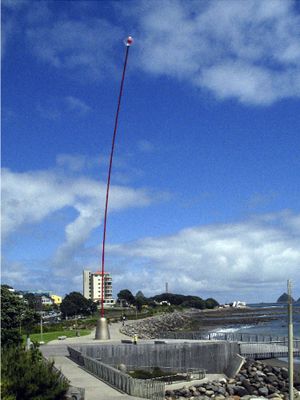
[83,270,115,305]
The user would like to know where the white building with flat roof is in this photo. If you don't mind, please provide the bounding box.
[83,270,115,306]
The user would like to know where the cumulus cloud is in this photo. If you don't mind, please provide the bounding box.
[132,0,300,104]
[109,211,300,302]
[1,166,156,281]
[5,0,300,104]
[26,17,123,80]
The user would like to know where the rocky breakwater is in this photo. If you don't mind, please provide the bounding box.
[165,360,300,400]
[120,311,192,339]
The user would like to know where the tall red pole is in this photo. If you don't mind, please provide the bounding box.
[100,37,133,318]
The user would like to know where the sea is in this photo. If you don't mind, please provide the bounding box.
[211,302,300,364]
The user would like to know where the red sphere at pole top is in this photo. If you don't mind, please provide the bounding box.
[125,36,134,46]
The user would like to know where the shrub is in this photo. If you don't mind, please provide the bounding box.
[1,346,69,400]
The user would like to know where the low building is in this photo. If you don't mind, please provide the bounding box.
[51,294,62,305]
[83,270,115,306]
[41,295,54,306]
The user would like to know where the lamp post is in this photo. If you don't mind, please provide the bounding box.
[39,313,44,344]
[287,279,294,400]
[95,36,133,340]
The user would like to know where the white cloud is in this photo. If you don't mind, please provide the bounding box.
[55,154,102,172]
[133,0,300,105]
[109,211,300,302]
[65,96,91,114]
[6,0,300,104]
[36,96,91,120]
[1,166,156,279]
[26,18,123,80]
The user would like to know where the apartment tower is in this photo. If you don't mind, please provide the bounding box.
[83,270,114,305]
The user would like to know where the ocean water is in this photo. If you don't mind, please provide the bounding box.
[210,303,300,337]
[211,302,300,364]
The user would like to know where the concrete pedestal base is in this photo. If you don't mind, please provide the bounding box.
[95,317,110,340]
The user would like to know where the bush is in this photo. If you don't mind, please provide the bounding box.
[1,346,69,400]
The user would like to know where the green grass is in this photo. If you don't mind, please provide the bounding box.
[24,329,91,344]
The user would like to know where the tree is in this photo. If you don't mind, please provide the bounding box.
[135,297,143,312]
[117,289,136,305]
[149,292,219,309]
[23,293,42,311]
[1,345,69,400]
[60,292,97,318]
[205,298,219,309]
[1,286,39,347]
[135,290,146,300]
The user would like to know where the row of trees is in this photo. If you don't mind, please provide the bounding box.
[117,289,219,310]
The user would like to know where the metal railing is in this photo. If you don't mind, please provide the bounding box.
[160,331,299,342]
[159,332,300,358]
[68,347,165,400]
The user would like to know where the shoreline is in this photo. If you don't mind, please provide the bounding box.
[121,307,300,343]
[184,306,300,335]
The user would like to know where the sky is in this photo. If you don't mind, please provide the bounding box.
[2,0,300,304]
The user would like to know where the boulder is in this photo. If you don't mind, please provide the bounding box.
[242,380,256,394]
[234,386,248,397]
[281,368,289,380]
[258,386,269,396]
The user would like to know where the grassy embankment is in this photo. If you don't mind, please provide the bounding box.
[23,329,91,344]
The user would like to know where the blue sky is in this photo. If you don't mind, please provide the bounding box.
[2,0,300,303]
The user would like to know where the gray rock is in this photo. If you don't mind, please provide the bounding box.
[267,384,278,394]
[281,369,288,380]
[267,394,282,399]
[256,371,266,377]
[258,386,269,396]
[217,386,226,395]
[234,385,248,397]
[242,380,256,395]
[205,390,214,396]
[227,384,235,396]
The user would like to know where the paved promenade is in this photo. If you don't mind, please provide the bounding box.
[41,322,144,400]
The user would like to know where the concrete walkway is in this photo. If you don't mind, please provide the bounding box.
[41,322,144,400]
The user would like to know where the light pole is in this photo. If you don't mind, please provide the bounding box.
[39,313,44,344]
[287,279,294,400]
[95,36,134,340]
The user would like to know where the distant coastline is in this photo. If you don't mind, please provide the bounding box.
[120,305,300,339]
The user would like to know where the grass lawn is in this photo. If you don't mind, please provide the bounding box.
[24,329,91,344]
